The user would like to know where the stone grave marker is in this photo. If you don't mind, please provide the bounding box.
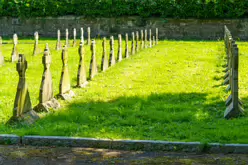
[73,28,77,47]
[117,34,122,62]
[56,29,61,50]
[80,27,84,44]
[87,27,91,46]
[125,33,129,58]
[58,45,75,100]
[9,54,39,124]
[149,29,152,48]
[11,34,18,62]
[0,36,4,66]
[32,31,39,56]
[77,41,88,87]
[224,42,244,119]
[153,36,155,46]
[156,28,158,45]
[65,29,69,47]
[89,40,98,79]
[131,32,135,55]
[141,30,144,49]
[109,36,116,66]
[135,31,139,52]
[145,29,148,48]
[101,37,108,71]
[34,44,60,112]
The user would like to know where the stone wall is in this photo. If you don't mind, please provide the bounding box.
[0,16,248,40]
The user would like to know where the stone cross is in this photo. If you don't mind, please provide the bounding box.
[80,27,84,44]
[135,31,139,52]
[0,36,4,66]
[101,37,108,71]
[131,32,135,55]
[156,28,158,45]
[125,33,129,58]
[224,42,244,119]
[153,36,155,46]
[34,44,60,112]
[56,29,61,50]
[89,40,98,80]
[73,28,77,47]
[32,31,39,56]
[149,29,152,48]
[109,36,116,66]
[141,30,144,49]
[11,54,39,124]
[11,33,18,62]
[87,27,91,46]
[59,45,75,100]
[145,29,147,48]
[117,34,122,62]
[65,29,69,47]
[77,41,88,87]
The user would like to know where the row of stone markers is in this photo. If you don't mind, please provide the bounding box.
[8,28,159,124]
[223,25,244,119]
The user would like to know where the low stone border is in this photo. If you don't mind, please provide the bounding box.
[0,134,20,144]
[1,134,248,153]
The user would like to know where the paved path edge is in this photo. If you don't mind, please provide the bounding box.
[1,134,248,153]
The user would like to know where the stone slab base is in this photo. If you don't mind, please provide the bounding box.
[78,81,89,88]
[8,110,39,125]
[34,98,60,112]
[57,90,75,101]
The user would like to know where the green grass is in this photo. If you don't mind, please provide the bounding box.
[0,38,248,144]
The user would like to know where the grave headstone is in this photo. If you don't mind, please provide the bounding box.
[141,30,144,49]
[101,37,108,71]
[34,44,60,112]
[224,42,244,119]
[125,33,129,58]
[80,28,84,44]
[9,54,39,124]
[149,29,152,48]
[117,34,122,62]
[32,31,39,56]
[73,28,77,47]
[135,31,139,52]
[0,36,4,66]
[153,36,155,46]
[11,34,18,62]
[65,29,69,47]
[77,41,88,87]
[131,32,135,55]
[156,28,158,45]
[145,29,148,48]
[109,36,116,66]
[89,40,98,79]
[56,29,61,50]
[58,45,75,100]
[87,27,91,46]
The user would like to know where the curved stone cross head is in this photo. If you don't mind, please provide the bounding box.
[13,34,18,45]
[16,54,27,78]
[62,46,68,66]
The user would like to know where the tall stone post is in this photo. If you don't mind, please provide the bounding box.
[101,37,108,71]
[156,28,158,45]
[109,36,116,66]
[32,31,39,56]
[77,42,88,87]
[80,28,84,44]
[65,29,69,47]
[145,29,148,49]
[117,34,122,62]
[87,27,91,46]
[89,40,98,79]
[0,36,4,66]
[56,29,61,50]
[141,30,144,49]
[11,34,18,62]
[131,32,135,55]
[135,31,139,52]
[73,28,77,47]
[149,29,152,48]
[125,33,129,58]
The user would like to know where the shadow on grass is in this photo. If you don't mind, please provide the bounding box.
[10,92,232,141]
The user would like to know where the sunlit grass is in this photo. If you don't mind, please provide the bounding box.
[0,39,248,144]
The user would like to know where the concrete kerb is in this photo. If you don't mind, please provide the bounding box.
[0,134,248,153]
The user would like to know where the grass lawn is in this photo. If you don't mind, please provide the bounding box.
[0,38,248,144]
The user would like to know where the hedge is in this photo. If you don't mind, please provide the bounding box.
[0,0,248,18]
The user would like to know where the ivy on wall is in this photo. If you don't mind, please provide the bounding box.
[0,0,247,18]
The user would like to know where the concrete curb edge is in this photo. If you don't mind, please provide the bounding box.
[1,134,248,153]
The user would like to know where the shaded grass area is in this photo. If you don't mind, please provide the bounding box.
[0,39,248,144]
